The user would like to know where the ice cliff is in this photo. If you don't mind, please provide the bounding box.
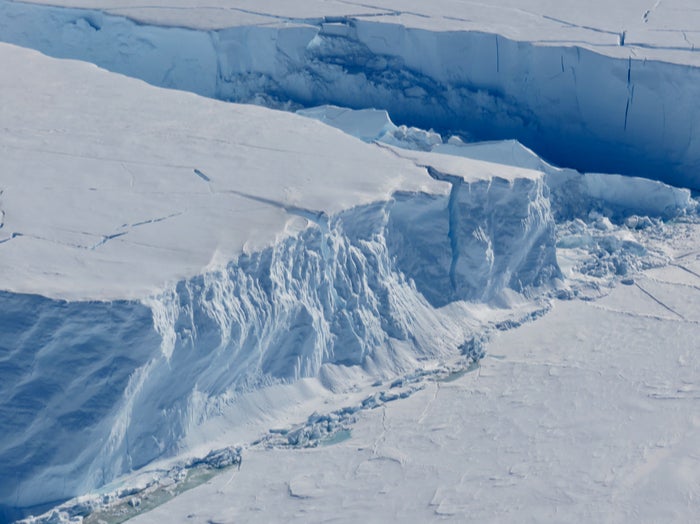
[1,0,700,187]
[0,42,564,518]
[0,153,559,515]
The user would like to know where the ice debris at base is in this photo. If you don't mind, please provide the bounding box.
[17,447,242,524]
[16,352,490,524]
[256,349,495,450]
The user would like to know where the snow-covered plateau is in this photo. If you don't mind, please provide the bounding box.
[1,1,700,523]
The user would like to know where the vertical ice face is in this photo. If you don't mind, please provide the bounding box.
[388,174,558,307]
[138,179,558,401]
[0,293,162,512]
[115,181,558,484]
[1,1,699,186]
[0,0,219,98]
[212,19,700,188]
[0,178,559,511]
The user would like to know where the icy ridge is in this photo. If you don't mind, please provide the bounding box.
[0,180,558,516]
[1,0,699,187]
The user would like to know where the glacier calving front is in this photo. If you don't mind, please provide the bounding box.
[0,43,562,513]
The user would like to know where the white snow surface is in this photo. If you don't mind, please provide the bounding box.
[0,43,444,301]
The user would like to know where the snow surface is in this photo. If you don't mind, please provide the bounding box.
[15,0,700,66]
[0,43,444,301]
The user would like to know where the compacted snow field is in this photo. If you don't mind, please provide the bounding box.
[1,1,700,523]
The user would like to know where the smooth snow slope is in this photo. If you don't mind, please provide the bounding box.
[2,0,700,187]
[0,43,561,518]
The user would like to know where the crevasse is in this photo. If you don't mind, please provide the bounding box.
[1,0,699,187]
[0,0,700,189]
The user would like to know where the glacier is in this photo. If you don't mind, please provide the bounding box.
[1,1,700,522]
